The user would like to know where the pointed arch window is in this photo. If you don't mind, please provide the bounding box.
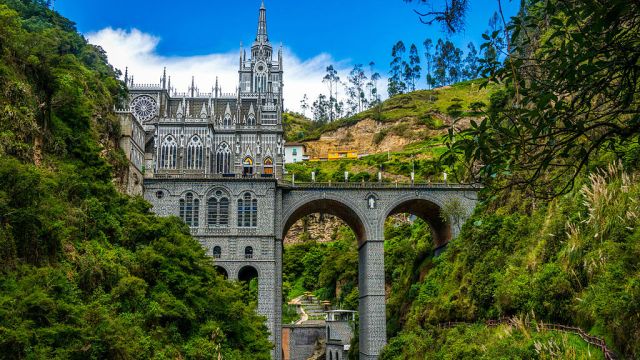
[247,115,257,126]
[223,114,232,127]
[263,157,274,176]
[237,192,258,228]
[207,190,229,227]
[186,135,204,169]
[179,192,199,227]
[243,156,254,177]
[160,135,178,169]
[216,143,231,174]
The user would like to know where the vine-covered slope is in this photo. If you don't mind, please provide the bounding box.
[0,1,271,358]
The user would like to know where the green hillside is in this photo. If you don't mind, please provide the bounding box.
[282,63,638,360]
[0,1,270,359]
[294,79,496,142]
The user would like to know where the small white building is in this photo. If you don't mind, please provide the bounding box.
[284,142,307,164]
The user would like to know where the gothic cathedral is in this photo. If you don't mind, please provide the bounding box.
[118,2,286,358]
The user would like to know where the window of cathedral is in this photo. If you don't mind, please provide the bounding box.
[213,246,222,259]
[179,192,199,227]
[216,143,232,174]
[186,136,204,169]
[247,115,257,126]
[263,157,274,176]
[237,192,258,227]
[244,246,254,259]
[160,135,178,169]
[243,157,254,177]
[207,190,229,227]
[223,115,232,127]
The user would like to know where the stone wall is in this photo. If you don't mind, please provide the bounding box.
[282,324,325,360]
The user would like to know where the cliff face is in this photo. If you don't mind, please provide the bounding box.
[303,117,439,158]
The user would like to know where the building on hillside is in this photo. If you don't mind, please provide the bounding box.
[325,310,356,360]
[328,149,358,160]
[284,142,307,163]
[309,149,359,162]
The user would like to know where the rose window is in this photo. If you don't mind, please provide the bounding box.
[131,95,158,122]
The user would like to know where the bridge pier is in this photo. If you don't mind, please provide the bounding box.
[359,239,386,359]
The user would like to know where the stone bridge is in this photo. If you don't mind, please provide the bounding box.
[277,182,479,359]
[144,178,479,360]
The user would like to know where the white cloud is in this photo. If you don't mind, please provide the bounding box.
[86,27,380,114]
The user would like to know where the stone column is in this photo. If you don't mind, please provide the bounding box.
[273,238,283,360]
[254,261,275,357]
[358,239,386,360]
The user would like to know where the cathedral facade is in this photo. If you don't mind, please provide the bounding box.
[117,3,480,360]
[118,2,285,357]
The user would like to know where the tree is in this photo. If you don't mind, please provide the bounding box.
[463,42,480,80]
[423,38,435,89]
[406,44,421,91]
[443,0,640,198]
[300,94,309,117]
[367,61,381,105]
[449,45,463,83]
[346,64,368,114]
[480,11,505,76]
[323,65,340,122]
[311,94,330,123]
[388,41,407,97]
[405,0,470,33]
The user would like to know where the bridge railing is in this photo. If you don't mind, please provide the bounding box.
[438,318,618,360]
[279,180,481,190]
[146,174,481,190]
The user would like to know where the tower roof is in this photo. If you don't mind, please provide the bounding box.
[255,1,269,45]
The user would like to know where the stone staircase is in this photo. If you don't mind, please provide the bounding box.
[297,293,327,323]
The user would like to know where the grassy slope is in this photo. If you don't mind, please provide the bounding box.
[0,1,270,358]
[381,164,640,359]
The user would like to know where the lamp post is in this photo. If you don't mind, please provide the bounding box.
[411,155,415,185]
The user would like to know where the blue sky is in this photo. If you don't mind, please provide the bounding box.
[54,0,520,112]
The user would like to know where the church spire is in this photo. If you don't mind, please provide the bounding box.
[256,0,268,44]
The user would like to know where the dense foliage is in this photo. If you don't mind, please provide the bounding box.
[0,1,270,358]
[444,0,640,197]
[381,163,639,359]
[283,226,359,310]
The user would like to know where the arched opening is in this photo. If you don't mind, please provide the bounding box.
[216,143,231,174]
[214,265,228,279]
[385,198,451,248]
[383,198,450,338]
[245,246,254,259]
[243,156,254,177]
[238,265,259,304]
[160,135,178,169]
[238,265,258,283]
[263,157,274,176]
[281,197,365,353]
[282,198,366,245]
[212,246,221,259]
[186,135,203,169]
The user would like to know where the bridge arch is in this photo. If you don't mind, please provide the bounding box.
[214,265,229,279]
[381,194,451,248]
[280,194,369,245]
